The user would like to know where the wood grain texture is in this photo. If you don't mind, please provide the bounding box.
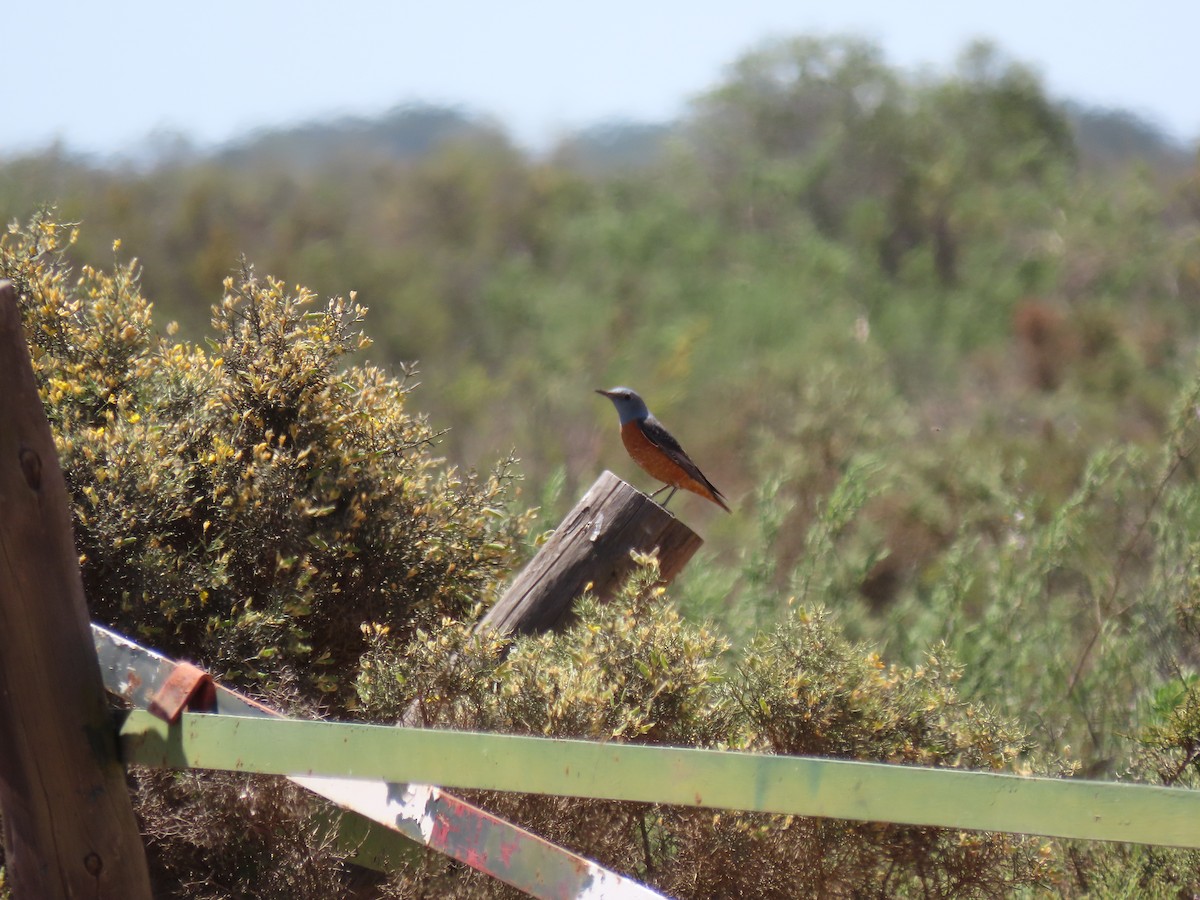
[0,281,152,898]
[481,470,702,635]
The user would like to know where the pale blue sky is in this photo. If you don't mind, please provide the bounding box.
[5,0,1198,157]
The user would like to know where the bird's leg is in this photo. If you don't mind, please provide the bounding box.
[649,485,671,499]
[660,486,679,508]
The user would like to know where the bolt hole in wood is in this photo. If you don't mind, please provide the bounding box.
[19,447,41,490]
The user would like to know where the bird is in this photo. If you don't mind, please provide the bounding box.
[596,386,730,512]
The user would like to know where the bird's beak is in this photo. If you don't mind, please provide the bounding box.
[595,389,613,398]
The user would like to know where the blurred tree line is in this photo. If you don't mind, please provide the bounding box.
[5,34,1200,896]
[4,38,1195,495]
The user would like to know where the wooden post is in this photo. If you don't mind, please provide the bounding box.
[481,470,703,635]
[0,281,153,898]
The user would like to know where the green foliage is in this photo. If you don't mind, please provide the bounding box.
[737,609,1030,768]
[691,36,1074,302]
[1,213,529,711]
[360,563,732,746]
[701,358,1200,775]
[1138,675,1200,787]
[358,565,1049,897]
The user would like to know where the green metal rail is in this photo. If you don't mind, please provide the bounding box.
[121,709,1200,849]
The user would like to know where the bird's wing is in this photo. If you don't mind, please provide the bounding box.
[640,415,723,494]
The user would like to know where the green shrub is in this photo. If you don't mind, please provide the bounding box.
[1,212,529,712]
[358,563,1051,897]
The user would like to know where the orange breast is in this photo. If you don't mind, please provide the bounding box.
[619,419,715,501]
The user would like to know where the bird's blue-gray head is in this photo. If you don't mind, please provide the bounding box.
[596,386,650,425]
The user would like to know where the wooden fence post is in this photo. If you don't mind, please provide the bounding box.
[481,469,703,635]
[0,281,153,898]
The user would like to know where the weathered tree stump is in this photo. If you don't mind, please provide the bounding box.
[0,281,153,898]
[481,469,703,635]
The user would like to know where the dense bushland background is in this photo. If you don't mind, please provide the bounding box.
[4,35,1200,897]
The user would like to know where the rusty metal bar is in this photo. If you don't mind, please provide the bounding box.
[120,708,1200,849]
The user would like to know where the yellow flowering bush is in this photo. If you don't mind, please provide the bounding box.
[358,563,1051,897]
[1,212,529,711]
